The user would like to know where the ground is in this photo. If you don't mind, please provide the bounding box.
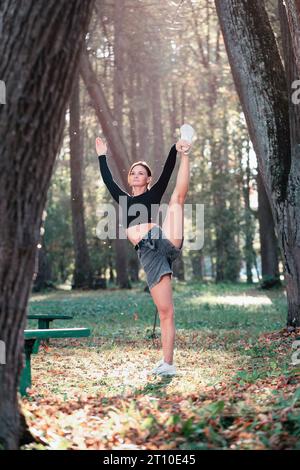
[21,281,300,450]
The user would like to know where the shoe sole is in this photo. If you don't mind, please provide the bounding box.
[153,370,176,376]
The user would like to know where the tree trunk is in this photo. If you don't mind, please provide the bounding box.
[114,204,131,288]
[284,0,300,76]
[127,69,138,162]
[235,135,256,284]
[215,0,300,327]
[279,0,300,325]
[136,72,150,159]
[128,254,140,282]
[173,256,185,281]
[243,142,254,284]
[257,167,281,288]
[32,243,53,292]
[113,0,131,289]
[33,211,53,291]
[70,71,93,289]
[0,0,94,449]
[191,252,204,281]
[151,80,165,175]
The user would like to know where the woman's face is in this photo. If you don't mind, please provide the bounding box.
[129,165,151,189]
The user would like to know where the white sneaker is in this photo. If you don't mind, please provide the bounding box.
[151,359,164,374]
[152,361,176,376]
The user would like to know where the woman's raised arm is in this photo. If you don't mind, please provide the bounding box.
[96,137,128,202]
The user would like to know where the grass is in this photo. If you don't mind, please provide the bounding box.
[21,281,300,450]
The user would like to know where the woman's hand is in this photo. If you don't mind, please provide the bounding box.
[176,139,191,155]
[96,137,108,156]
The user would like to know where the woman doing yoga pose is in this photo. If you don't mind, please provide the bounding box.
[96,134,192,376]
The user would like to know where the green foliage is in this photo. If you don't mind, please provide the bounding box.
[44,174,73,283]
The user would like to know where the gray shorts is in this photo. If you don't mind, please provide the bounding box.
[135,225,183,290]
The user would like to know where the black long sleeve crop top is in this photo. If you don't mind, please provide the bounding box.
[98,144,177,228]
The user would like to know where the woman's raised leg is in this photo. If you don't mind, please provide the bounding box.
[162,153,190,249]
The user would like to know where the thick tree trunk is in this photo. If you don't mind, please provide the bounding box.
[215,0,300,326]
[0,0,94,449]
[70,71,93,289]
[279,0,300,325]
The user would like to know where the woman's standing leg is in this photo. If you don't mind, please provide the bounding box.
[162,152,190,248]
[150,274,175,365]
[147,151,190,369]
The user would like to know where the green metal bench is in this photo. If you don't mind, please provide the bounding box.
[27,314,73,353]
[20,328,90,397]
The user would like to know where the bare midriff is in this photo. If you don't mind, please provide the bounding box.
[125,222,159,246]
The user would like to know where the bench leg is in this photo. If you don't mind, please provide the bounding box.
[32,339,40,354]
[33,319,51,354]
[20,339,35,397]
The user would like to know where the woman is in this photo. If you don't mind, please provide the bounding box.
[96,136,191,376]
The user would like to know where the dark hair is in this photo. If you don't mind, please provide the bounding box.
[127,161,152,192]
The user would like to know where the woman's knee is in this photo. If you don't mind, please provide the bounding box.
[150,274,174,319]
[157,304,174,321]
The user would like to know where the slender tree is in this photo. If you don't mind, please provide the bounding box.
[257,168,281,288]
[69,71,93,289]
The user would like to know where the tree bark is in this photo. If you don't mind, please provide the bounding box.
[0,0,94,449]
[279,0,300,325]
